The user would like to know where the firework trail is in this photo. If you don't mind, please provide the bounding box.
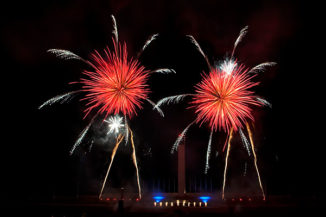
[222,128,233,200]
[151,68,176,74]
[204,129,213,174]
[186,35,210,68]
[239,128,251,157]
[138,33,159,57]
[70,113,98,155]
[40,14,174,199]
[38,91,80,109]
[146,99,165,117]
[231,26,248,58]
[99,134,124,199]
[246,122,265,200]
[248,62,277,74]
[155,94,193,109]
[256,97,272,108]
[47,49,87,62]
[110,15,118,44]
[243,161,247,177]
[129,126,142,199]
[171,120,196,154]
[88,140,94,153]
[157,26,274,199]
[124,115,129,146]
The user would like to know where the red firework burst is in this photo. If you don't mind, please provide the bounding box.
[81,40,150,118]
[191,61,262,132]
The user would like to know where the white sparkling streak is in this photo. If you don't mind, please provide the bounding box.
[155,94,192,109]
[243,161,248,176]
[256,97,272,108]
[142,33,159,52]
[146,99,164,117]
[186,35,210,67]
[70,114,98,155]
[239,128,251,156]
[151,68,176,74]
[111,15,118,44]
[124,115,129,146]
[38,91,79,109]
[248,62,277,74]
[171,120,195,154]
[88,140,94,153]
[205,130,214,174]
[47,49,85,62]
[232,26,248,57]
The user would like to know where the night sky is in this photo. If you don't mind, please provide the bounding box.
[1,0,320,203]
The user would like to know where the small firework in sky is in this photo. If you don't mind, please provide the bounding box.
[105,115,124,135]
[156,26,275,200]
[39,15,175,199]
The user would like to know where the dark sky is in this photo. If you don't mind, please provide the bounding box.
[1,0,320,202]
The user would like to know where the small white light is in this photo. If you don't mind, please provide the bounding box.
[105,115,124,134]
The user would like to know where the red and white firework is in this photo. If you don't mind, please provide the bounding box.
[40,15,175,199]
[81,41,150,119]
[192,61,262,133]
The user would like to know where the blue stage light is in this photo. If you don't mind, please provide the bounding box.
[153,196,164,202]
[199,196,211,203]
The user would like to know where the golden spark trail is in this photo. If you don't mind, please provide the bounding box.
[99,134,124,199]
[129,127,142,199]
[246,122,265,200]
[222,128,233,200]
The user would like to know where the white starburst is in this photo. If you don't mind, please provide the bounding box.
[220,59,237,75]
[105,115,124,134]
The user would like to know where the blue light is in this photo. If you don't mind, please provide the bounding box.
[153,196,164,202]
[199,196,211,203]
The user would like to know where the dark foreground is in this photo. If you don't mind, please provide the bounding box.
[14,195,321,217]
